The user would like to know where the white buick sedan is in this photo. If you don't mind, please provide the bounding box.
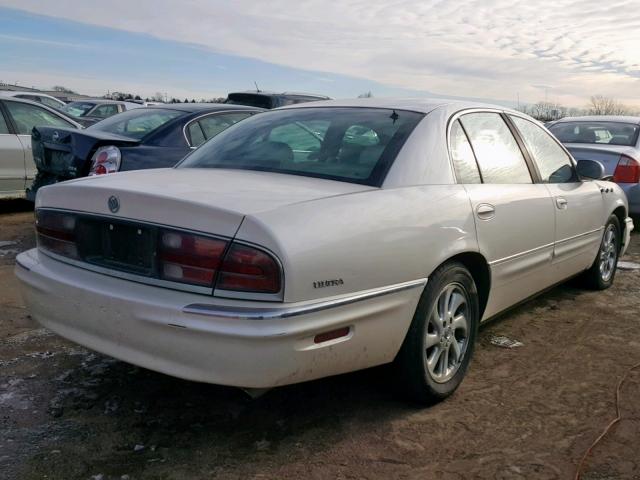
[15,99,634,404]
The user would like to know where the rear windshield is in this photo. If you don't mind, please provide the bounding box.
[62,102,95,117]
[178,107,424,186]
[88,108,183,140]
[225,93,274,109]
[549,121,640,147]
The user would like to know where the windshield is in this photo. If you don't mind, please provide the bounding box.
[61,102,96,117]
[549,121,640,147]
[88,108,183,140]
[178,107,424,186]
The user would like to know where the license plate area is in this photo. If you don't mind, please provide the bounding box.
[77,219,157,276]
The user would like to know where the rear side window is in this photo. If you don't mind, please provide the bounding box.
[0,109,9,134]
[5,101,74,135]
[460,113,532,184]
[90,108,183,140]
[510,116,576,183]
[449,120,481,183]
[39,96,63,109]
[92,104,119,118]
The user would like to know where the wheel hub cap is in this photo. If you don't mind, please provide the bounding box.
[425,283,470,384]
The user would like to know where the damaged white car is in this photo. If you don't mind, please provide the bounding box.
[15,99,633,403]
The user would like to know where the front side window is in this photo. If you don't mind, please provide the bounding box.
[549,121,640,147]
[5,101,74,135]
[511,116,576,183]
[89,108,183,140]
[460,112,532,184]
[449,120,481,183]
[178,107,424,186]
[0,110,9,134]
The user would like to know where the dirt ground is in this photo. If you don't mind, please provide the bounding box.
[1,201,639,480]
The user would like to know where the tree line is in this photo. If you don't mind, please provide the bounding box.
[517,95,638,122]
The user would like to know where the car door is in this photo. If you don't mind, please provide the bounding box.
[509,115,605,278]
[0,102,27,196]
[4,100,78,184]
[452,112,556,319]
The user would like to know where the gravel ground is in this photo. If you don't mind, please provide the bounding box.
[1,201,639,480]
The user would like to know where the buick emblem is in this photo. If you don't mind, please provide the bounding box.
[108,195,120,213]
[52,131,59,141]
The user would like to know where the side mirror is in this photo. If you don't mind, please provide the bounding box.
[576,159,606,180]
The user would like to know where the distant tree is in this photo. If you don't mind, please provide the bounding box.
[588,95,630,115]
[358,91,373,98]
[183,98,189,103]
[518,101,567,122]
[153,92,165,102]
[134,95,142,101]
[191,99,196,103]
[52,85,77,94]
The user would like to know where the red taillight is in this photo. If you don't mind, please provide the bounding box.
[216,243,281,294]
[36,210,78,259]
[158,230,227,287]
[613,155,640,183]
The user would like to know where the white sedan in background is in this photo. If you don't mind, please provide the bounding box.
[15,98,633,404]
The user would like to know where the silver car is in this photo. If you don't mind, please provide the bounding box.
[0,97,82,199]
[548,116,640,215]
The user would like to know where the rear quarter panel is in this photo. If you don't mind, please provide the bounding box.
[237,185,479,303]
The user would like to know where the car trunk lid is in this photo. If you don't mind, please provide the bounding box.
[35,167,374,237]
[565,143,639,176]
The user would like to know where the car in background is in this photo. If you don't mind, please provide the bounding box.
[29,103,262,199]
[225,91,330,109]
[0,97,82,199]
[547,116,640,215]
[60,99,144,126]
[0,90,67,110]
[16,98,633,404]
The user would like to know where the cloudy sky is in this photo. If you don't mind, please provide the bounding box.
[1,0,639,107]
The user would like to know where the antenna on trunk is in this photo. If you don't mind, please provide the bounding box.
[254,81,261,92]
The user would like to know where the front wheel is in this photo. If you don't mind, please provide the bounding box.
[582,215,621,290]
[394,262,479,405]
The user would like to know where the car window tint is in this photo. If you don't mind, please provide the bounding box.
[39,96,63,109]
[5,101,73,135]
[511,116,576,183]
[198,113,252,141]
[179,108,424,186]
[549,121,640,147]
[89,108,183,140]
[268,120,330,162]
[92,104,119,118]
[188,121,206,147]
[343,125,380,147]
[62,102,95,117]
[460,112,532,184]
[449,120,481,183]
[0,110,9,134]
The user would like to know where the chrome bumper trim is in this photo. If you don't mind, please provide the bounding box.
[182,278,427,320]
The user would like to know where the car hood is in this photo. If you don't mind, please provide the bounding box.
[35,168,374,237]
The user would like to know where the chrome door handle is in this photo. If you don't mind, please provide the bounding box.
[556,197,568,209]
[476,203,495,220]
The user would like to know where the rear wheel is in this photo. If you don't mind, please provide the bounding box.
[395,262,479,404]
[582,215,621,290]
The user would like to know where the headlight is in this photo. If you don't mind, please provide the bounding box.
[89,145,121,175]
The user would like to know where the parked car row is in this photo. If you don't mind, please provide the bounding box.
[15,97,634,404]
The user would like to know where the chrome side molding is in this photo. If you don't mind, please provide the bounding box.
[182,278,427,320]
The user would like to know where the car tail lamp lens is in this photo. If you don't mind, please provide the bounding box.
[36,210,79,259]
[158,230,227,286]
[217,243,281,294]
[613,155,640,183]
[89,145,121,175]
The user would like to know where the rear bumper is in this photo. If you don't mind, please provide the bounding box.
[15,249,423,388]
[619,183,640,215]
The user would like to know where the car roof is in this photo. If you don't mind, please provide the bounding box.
[228,91,331,99]
[68,99,124,105]
[278,97,521,115]
[146,102,264,113]
[551,115,640,125]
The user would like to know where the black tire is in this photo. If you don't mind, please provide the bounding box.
[394,262,479,405]
[582,215,621,290]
